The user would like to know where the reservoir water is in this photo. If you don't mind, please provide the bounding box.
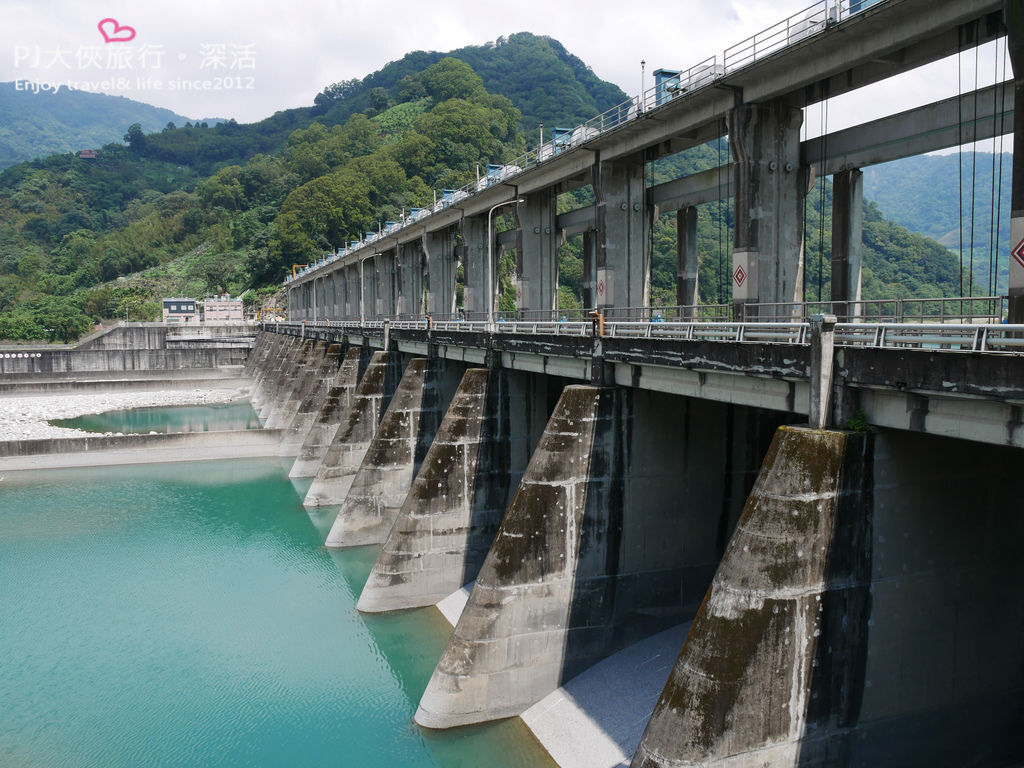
[50,402,261,434]
[0,456,554,767]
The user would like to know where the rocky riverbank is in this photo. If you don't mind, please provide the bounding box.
[0,386,251,441]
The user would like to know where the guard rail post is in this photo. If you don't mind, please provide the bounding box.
[809,314,837,429]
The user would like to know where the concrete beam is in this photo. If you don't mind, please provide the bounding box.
[649,165,734,214]
[733,0,1002,106]
[803,81,1014,175]
[557,204,597,237]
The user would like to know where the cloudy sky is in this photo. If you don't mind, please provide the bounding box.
[2,0,1009,148]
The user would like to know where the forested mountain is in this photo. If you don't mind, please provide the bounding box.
[121,33,627,176]
[0,83,198,170]
[864,152,1011,294]
[0,37,981,343]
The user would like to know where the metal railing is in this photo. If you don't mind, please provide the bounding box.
[295,296,1005,327]
[285,0,887,287]
[277,318,1024,354]
[723,0,854,72]
[736,296,1006,323]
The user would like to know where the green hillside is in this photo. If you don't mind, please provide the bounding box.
[0,38,981,343]
[864,152,1011,294]
[0,83,201,170]
[130,32,628,174]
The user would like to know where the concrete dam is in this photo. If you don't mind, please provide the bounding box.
[240,323,1023,767]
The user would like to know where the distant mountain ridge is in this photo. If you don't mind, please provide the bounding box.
[0,83,200,169]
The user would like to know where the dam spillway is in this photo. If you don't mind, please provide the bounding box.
[242,324,1024,767]
[2,321,1022,767]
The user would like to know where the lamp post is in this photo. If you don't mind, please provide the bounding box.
[487,197,524,329]
[640,59,646,112]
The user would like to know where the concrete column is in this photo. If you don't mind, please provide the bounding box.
[279,342,343,456]
[595,155,651,311]
[375,250,396,318]
[288,347,363,478]
[729,101,804,319]
[517,189,561,316]
[331,271,341,319]
[676,206,699,313]
[632,426,870,768]
[265,339,320,430]
[831,169,864,321]
[582,229,597,309]
[461,215,489,317]
[396,241,424,318]
[303,350,402,507]
[324,357,461,548]
[361,255,378,321]
[357,368,548,613]
[1006,0,1024,322]
[424,230,457,317]
[348,265,361,320]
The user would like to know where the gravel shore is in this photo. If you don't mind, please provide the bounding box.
[0,386,252,441]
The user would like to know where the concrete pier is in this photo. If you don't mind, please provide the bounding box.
[302,350,400,507]
[255,334,300,419]
[247,332,287,411]
[631,422,1024,767]
[357,368,549,613]
[632,426,871,768]
[278,343,343,456]
[288,347,363,477]
[415,385,739,729]
[323,357,461,548]
[264,339,319,429]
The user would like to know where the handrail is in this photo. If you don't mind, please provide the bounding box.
[274,319,1024,354]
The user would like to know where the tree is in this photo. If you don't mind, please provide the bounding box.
[420,58,485,102]
[314,78,360,108]
[124,123,146,151]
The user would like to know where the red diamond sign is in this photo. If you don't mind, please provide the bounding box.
[733,265,746,287]
[1013,238,1024,270]
[598,279,606,296]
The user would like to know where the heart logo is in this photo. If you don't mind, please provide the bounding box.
[97,18,136,43]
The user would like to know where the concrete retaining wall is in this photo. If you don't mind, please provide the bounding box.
[0,348,249,377]
[0,428,283,469]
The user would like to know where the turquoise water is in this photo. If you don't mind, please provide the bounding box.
[0,459,552,768]
[50,402,261,434]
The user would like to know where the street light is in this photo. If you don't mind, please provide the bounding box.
[487,197,524,329]
[640,59,646,113]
